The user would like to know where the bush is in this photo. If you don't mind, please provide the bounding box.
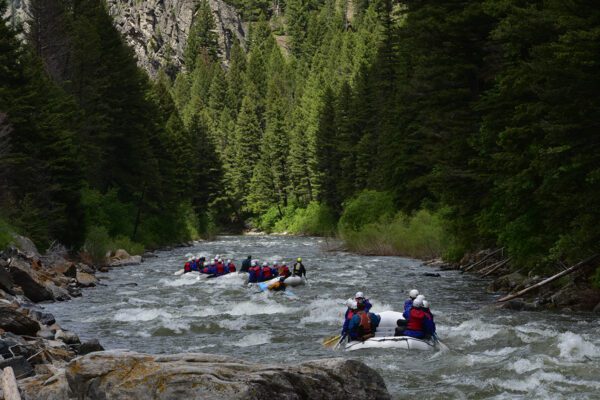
[0,218,14,250]
[338,190,395,234]
[84,226,112,265]
[81,187,135,238]
[274,202,337,236]
[340,208,451,259]
[111,235,144,256]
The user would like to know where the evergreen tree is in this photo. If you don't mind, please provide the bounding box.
[185,0,220,70]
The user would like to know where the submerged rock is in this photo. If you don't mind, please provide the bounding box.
[19,351,391,400]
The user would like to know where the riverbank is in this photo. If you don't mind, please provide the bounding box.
[0,236,391,399]
[423,250,600,313]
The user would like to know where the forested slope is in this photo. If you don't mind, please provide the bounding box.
[1,0,599,282]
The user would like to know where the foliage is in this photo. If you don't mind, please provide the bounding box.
[255,202,337,236]
[111,235,145,256]
[338,191,395,235]
[0,218,13,250]
[83,226,111,265]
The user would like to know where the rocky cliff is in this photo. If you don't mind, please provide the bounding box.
[6,0,247,78]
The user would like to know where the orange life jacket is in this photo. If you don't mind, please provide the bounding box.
[357,311,372,337]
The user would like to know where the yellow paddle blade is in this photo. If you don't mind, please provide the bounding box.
[322,335,341,347]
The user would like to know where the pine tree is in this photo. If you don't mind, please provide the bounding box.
[185,0,220,70]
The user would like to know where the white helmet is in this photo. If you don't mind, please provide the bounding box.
[187,257,193,261]
[251,261,257,266]
[416,294,425,301]
[355,291,364,299]
[345,298,358,310]
[196,254,202,259]
[262,262,268,266]
[226,259,231,264]
[413,298,424,308]
[422,300,430,309]
[409,289,419,299]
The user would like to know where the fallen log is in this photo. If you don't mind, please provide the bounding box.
[2,366,22,400]
[497,254,599,303]
[462,248,504,272]
[480,258,511,278]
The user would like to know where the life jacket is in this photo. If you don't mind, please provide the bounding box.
[293,263,302,275]
[268,281,285,291]
[346,309,356,321]
[216,262,225,275]
[248,268,257,282]
[201,267,209,274]
[262,266,272,279]
[190,261,198,271]
[279,266,290,278]
[184,262,191,272]
[228,263,236,273]
[357,311,372,337]
[406,308,426,332]
[270,267,278,277]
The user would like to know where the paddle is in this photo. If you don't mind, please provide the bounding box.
[323,335,341,347]
[333,334,347,350]
[432,333,449,352]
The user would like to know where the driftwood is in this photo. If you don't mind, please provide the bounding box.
[480,258,511,278]
[462,248,504,272]
[2,367,22,400]
[497,254,600,303]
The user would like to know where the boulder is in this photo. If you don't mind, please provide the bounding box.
[75,272,97,288]
[0,355,34,378]
[0,304,40,336]
[55,329,80,345]
[28,310,56,326]
[109,255,142,267]
[19,351,391,400]
[8,260,54,302]
[77,263,95,274]
[52,263,77,278]
[0,266,14,294]
[77,339,104,355]
[11,234,40,259]
[113,249,130,260]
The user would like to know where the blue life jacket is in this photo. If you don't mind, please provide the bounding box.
[270,267,279,277]
[190,261,198,271]
[248,269,257,283]
[403,299,413,319]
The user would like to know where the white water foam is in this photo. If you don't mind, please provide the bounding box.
[446,318,503,344]
[557,332,600,361]
[234,332,272,347]
[299,298,345,326]
[114,308,174,322]
[225,301,295,316]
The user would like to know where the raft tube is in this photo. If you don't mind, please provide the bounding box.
[345,336,435,351]
[282,276,304,287]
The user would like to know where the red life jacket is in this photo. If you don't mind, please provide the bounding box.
[346,309,356,321]
[202,267,209,274]
[280,266,290,277]
[262,266,272,279]
[406,308,426,332]
[357,311,372,337]
[228,263,236,273]
[184,262,191,272]
[216,262,225,274]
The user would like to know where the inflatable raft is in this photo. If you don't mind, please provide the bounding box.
[344,310,436,352]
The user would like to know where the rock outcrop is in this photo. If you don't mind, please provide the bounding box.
[19,351,391,400]
[106,0,246,77]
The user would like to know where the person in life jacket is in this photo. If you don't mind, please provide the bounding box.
[355,291,372,312]
[241,255,252,273]
[348,301,381,342]
[292,258,306,278]
[248,261,259,283]
[190,259,199,272]
[215,259,226,275]
[402,297,435,339]
[341,298,358,337]
[261,262,273,281]
[421,300,436,337]
[268,277,287,292]
[270,263,279,278]
[278,263,291,279]
[403,289,420,319]
[183,258,192,273]
[227,259,236,273]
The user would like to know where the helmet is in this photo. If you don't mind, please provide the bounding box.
[413,298,424,308]
[355,291,364,299]
[226,259,231,264]
[218,258,223,263]
[251,261,257,266]
[187,257,193,261]
[416,294,425,301]
[247,255,252,259]
[297,257,302,262]
[345,298,357,310]
[262,262,268,266]
[196,254,202,259]
[214,257,218,261]
[422,300,430,309]
[409,289,419,299]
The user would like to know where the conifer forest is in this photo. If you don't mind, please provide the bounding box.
[1,0,599,281]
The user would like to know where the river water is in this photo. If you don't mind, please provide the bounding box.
[45,236,600,399]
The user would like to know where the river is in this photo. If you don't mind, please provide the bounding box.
[44,236,600,399]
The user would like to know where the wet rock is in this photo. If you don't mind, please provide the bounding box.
[19,351,391,400]
[28,310,56,326]
[0,355,34,378]
[76,271,97,287]
[109,255,142,267]
[499,299,539,311]
[55,329,80,345]
[67,287,82,297]
[423,272,441,277]
[0,304,40,336]
[11,234,40,259]
[120,282,138,287]
[98,266,110,273]
[37,328,56,340]
[142,252,158,259]
[77,263,95,274]
[0,267,15,294]
[8,260,54,302]
[77,339,104,355]
[44,282,71,301]
[52,262,77,278]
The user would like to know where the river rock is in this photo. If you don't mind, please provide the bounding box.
[0,304,40,336]
[77,339,104,355]
[8,260,54,302]
[11,234,40,259]
[28,310,56,326]
[112,249,130,260]
[52,263,77,278]
[0,355,34,378]
[109,255,142,267]
[19,351,391,400]
[0,266,15,294]
[75,272,97,287]
[55,329,80,345]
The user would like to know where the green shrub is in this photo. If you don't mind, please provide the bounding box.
[84,226,112,265]
[81,187,135,238]
[274,202,337,236]
[0,218,14,250]
[111,235,144,256]
[338,190,395,234]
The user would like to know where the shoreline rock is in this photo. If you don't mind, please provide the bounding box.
[19,351,391,400]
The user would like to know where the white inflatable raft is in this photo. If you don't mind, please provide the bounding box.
[344,310,436,351]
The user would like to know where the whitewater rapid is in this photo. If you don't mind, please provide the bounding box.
[45,236,600,399]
